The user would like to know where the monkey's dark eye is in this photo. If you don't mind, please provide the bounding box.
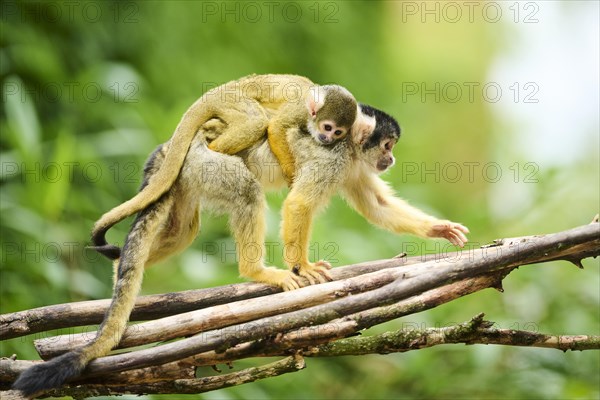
[334,130,343,136]
[323,124,333,131]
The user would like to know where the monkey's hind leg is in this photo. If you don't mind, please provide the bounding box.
[267,122,296,184]
[195,149,304,291]
[207,98,269,155]
[144,183,201,267]
[229,193,303,291]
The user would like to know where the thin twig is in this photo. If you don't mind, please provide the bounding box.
[310,313,600,356]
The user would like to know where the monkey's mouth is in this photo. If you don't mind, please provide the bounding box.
[376,158,395,172]
[314,136,334,145]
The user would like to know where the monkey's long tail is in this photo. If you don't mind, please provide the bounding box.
[12,199,168,396]
[90,100,215,256]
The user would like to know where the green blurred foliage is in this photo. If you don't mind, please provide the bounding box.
[1,1,598,399]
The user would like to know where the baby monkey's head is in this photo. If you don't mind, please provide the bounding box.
[306,84,357,145]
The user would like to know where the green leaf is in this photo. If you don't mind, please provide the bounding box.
[43,129,76,219]
[3,75,41,162]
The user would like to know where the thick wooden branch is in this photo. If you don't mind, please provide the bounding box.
[2,315,596,396]
[29,223,600,359]
[0,283,276,340]
[27,222,597,376]
[35,265,407,358]
[2,223,596,341]
[0,254,429,340]
[0,358,195,386]
[1,221,598,397]
[174,275,505,367]
[1,276,494,384]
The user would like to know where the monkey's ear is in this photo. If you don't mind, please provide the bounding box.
[351,107,376,144]
[306,86,326,118]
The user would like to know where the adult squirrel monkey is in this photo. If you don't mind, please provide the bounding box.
[13,101,469,395]
[14,103,468,395]
[90,74,359,259]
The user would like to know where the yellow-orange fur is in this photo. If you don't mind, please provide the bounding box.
[92,75,357,252]
[91,74,313,248]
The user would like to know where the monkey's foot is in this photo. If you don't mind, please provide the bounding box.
[428,221,470,247]
[292,260,333,286]
[249,267,305,291]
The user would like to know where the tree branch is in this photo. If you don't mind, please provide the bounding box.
[0,254,429,340]
[0,221,598,397]
[31,223,600,360]
[310,313,600,356]
[2,315,596,397]
[35,223,596,378]
[42,355,304,398]
[35,264,406,359]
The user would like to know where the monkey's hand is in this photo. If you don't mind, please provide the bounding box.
[292,260,333,286]
[428,221,470,247]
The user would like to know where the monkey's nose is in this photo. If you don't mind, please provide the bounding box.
[318,134,331,144]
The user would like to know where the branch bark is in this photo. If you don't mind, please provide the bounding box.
[21,355,305,398]
[33,222,599,377]
[30,223,600,359]
[1,221,598,397]
[310,313,600,356]
[2,316,597,395]
[0,254,429,340]
[35,265,407,359]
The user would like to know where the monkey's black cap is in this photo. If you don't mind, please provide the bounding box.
[359,104,401,151]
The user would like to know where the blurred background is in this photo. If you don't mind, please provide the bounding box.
[1,1,598,399]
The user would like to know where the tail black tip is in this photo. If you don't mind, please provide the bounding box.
[12,351,86,396]
[90,227,122,260]
[87,243,122,260]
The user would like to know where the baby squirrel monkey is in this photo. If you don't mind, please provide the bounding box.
[91,74,358,258]
[267,84,362,182]
[12,102,469,396]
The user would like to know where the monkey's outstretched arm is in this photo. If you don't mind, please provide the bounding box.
[341,166,469,247]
